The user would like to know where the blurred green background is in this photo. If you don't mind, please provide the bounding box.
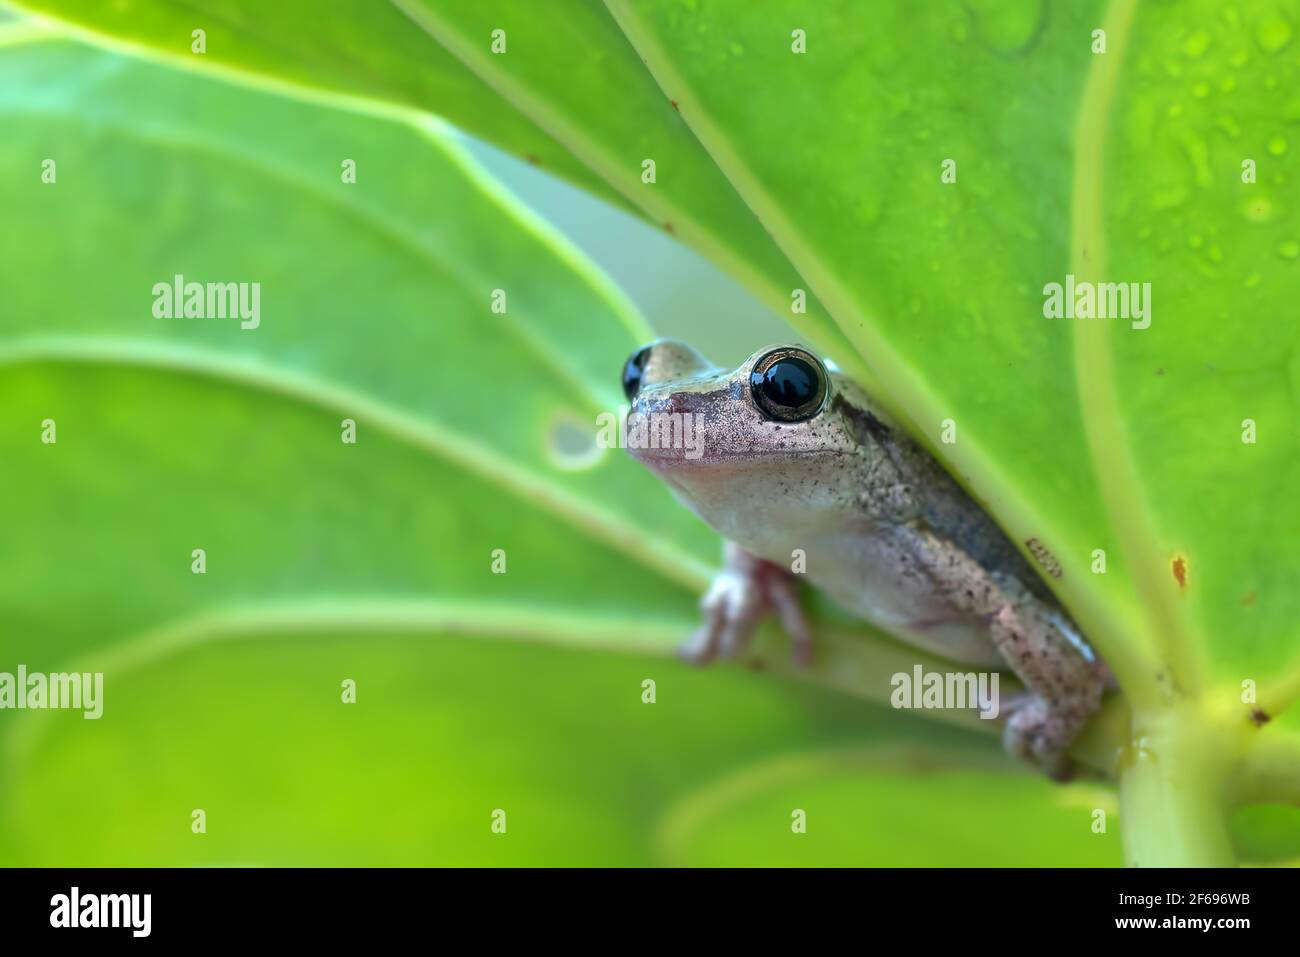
[2,0,1298,866]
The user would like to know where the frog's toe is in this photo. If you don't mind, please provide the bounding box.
[679,617,758,664]
[1002,697,1075,781]
[682,553,813,667]
[679,600,727,665]
[766,571,812,666]
[677,626,717,665]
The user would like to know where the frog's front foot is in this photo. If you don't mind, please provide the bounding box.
[681,543,811,667]
[1001,695,1080,781]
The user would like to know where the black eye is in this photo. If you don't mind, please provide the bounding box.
[622,346,652,400]
[749,348,827,422]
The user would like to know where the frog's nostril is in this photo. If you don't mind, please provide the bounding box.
[646,391,707,415]
[652,394,685,416]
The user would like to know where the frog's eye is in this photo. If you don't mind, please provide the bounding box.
[622,346,653,400]
[749,347,828,422]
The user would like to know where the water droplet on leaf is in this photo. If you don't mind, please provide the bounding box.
[1183,31,1211,57]
[1254,12,1294,53]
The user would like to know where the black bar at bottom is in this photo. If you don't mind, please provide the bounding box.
[0,866,1284,942]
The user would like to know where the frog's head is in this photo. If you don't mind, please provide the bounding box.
[620,339,879,540]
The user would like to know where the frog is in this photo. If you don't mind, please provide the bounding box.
[620,339,1106,778]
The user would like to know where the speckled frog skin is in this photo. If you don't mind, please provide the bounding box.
[622,339,1105,777]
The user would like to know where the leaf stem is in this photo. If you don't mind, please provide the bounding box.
[1118,705,1239,867]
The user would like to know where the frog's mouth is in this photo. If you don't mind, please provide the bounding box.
[625,439,720,470]
[650,461,751,509]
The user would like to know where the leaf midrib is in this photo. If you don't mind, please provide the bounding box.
[0,338,717,592]
[1069,0,1195,706]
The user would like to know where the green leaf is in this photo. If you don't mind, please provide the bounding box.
[0,358,700,664]
[605,0,1300,715]
[1092,0,1300,701]
[658,749,1123,866]
[0,29,726,654]
[12,0,870,382]
[1229,804,1300,866]
[7,0,634,214]
[10,622,1060,866]
[0,28,706,742]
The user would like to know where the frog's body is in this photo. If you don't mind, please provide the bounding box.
[622,340,1105,777]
